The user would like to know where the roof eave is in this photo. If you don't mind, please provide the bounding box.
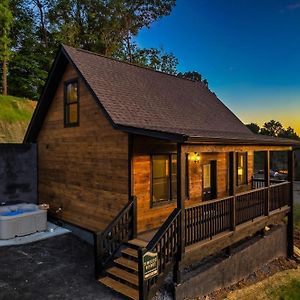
[186,136,299,146]
[116,124,188,143]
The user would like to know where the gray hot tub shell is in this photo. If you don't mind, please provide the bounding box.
[0,203,47,239]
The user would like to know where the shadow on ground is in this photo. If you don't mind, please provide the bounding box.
[0,234,124,300]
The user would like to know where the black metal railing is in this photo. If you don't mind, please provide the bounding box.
[94,196,137,277]
[138,208,181,300]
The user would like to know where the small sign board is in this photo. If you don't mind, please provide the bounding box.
[143,251,158,280]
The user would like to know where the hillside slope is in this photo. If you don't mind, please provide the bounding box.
[0,95,36,143]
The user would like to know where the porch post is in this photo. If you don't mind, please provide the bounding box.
[173,142,185,283]
[229,152,236,231]
[264,151,270,216]
[287,149,294,257]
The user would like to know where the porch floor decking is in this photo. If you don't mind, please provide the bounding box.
[137,228,158,243]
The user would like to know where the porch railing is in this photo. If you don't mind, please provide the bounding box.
[94,196,137,277]
[236,187,267,225]
[184,182,290,247]
[185,196,232,246]
[138,208,181,300]
[270,182,290,211]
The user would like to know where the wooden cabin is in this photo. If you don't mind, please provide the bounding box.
[25,45,300,300]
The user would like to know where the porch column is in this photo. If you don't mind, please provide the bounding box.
[174,142,185,283]
[287,149,294,257]
[229,152,236,231]
[264,151,270,216]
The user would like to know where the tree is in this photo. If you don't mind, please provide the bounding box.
[260,120,283,137]
[246,119,299,140]
[47,0,176,56]
[278,126,299,140]
[116,44,178,74]
[177,70,209,86]
[8,0,50,100]
[177,71,202,82]
[7,0,177,98]
[246,123,260,134]
[0,0,13,95]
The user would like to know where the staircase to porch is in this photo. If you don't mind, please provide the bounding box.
[99,239,147,300]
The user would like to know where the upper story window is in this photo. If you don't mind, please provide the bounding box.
[236,152,247,185]
[151,154,177,206]
[64,79,79,127]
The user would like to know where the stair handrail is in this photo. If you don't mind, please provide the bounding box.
[138,207,182,300]
[94,196,137,278]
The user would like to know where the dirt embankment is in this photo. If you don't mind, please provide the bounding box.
[0,120,31,143]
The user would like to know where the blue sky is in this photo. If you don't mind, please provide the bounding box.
[136,0,300,133]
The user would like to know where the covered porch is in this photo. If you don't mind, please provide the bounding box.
[94,137,295,300]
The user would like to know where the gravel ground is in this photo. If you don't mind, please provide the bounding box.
[0,234,124,300]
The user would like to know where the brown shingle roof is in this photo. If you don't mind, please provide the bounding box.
[63,45,254,140]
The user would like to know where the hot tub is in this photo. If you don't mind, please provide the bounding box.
[0,203,47,239]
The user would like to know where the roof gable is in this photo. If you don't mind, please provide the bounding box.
[62,45,252,140]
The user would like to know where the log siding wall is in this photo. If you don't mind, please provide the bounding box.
[37,64,129,231]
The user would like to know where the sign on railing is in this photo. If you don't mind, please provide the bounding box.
[143,251,158,280]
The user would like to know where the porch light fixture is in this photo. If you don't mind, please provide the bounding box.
[190,152,201,163]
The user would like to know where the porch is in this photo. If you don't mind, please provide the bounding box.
[94,144,294,300]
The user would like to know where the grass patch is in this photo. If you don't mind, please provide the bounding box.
[268,278,300,300]
[0,94,35,122]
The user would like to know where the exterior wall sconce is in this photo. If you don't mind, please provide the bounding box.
[189,152,201,163]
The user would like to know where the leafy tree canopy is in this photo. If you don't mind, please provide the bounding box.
[246,122,260,134]
[246,120,299,140]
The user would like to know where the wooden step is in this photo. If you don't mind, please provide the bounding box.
[122,247,138,259]
[99,276,138,300]
[115,257,138,272]
[127,239,148,248]
[107,266,138,286]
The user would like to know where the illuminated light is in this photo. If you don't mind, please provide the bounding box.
[238,168,243,176]
[189,152,201,163]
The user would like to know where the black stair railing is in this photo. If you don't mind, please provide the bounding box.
[138,208,182,300]
[94,196,137,278]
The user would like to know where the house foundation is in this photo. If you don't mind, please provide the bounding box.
[174,224,287,299]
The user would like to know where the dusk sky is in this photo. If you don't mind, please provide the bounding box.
[136,0,300,134]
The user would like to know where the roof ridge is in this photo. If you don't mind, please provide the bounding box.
[62,44,209,87]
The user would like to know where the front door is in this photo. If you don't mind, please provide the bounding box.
[202,160,217,200]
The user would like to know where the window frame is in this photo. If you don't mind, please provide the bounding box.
[236,152,248,186]
[150,153,177,207]
[64,78,80,127]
